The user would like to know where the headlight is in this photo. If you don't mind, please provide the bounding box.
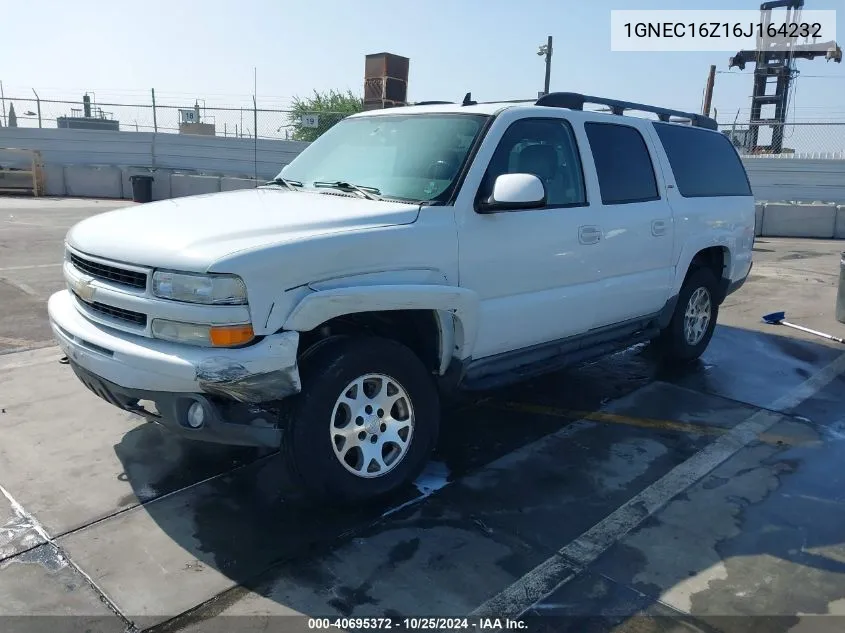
[151,319,255,347]
[152,271,247,305]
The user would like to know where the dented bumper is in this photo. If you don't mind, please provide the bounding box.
[48,288,301,409]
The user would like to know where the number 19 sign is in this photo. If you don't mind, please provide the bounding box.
[300,114,320,128]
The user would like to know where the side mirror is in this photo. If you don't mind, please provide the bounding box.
[477,173,546,213]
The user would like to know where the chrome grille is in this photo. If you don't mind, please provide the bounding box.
[70,253,147,290]
[73,292,148,327]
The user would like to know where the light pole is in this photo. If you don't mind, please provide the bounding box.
[537,36,553,96]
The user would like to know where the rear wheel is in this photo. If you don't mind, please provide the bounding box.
[656,267,719,363]
[282,336,439,504]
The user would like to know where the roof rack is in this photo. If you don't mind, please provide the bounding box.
[535,92,718,131]
[413,101,455,106]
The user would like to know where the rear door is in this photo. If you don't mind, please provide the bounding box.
[581,120,675,328]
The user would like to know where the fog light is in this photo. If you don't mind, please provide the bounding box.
[186,402,206,429]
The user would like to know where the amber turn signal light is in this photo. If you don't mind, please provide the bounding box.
[209,324,254,347]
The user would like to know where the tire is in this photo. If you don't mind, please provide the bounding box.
[656,267,720,363]
[282,336,440,505]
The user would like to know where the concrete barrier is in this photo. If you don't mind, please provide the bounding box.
[221,177,259,192]
[151,170,173,201]
[836,206,845,239]
[761,202,836,239]
[64,165,123,199]
[43,164,66,196]
[170,174,221,198]
[754,202,765,237]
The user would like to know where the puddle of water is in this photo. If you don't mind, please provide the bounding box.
[414,461,451,496]
[0,514,42,560]
[821,420,845,441]
[380,461,452,519]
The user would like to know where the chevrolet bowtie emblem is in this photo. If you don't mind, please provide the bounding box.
[71,275,96,302]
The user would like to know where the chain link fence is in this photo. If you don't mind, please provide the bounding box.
[717,121,845,158]
[0,96,350,140]
[3,93,845,158]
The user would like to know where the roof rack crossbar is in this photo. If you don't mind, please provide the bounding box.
[535,92,718,131]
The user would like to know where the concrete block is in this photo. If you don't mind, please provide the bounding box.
[760,202,836,239]
[151,169,172,201]
[170,174,221,198]
[754,202,765,237]
[836,206,845,239]
[221,177,259,192]
[64,165,123,199]
[0,170,35,191]
[43,164,66,196]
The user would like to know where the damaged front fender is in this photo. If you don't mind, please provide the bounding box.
[195,331,302,403]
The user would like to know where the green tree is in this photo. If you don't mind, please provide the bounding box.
[287,89,363,142]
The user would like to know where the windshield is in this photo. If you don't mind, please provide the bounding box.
[277,113,489,203]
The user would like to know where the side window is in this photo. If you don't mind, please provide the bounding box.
[653,123,752,197]
[478,118,586,208]
[584,122,659,205]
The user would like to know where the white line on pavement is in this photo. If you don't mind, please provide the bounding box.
[0,345,62,369]
[0,483,52,546]
[470,350,845,620]
[0,263,61,272]
[0,277,41,298]
[0,481,129,622]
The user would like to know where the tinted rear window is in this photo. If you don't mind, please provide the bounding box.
[584,122,659,205]
[654,123,752,197]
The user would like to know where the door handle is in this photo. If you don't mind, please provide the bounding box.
[579,225,602,245]
[651,219,668,236]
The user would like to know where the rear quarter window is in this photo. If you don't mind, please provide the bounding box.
[654,123,752,197]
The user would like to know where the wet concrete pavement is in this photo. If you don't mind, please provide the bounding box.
[3,198,845,632]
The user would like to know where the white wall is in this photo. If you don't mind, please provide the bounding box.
[743,157,845,204]
[3,127,845,204]
[0,127,309,180]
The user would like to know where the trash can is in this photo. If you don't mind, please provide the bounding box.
[129,174,153,203]
[837,251,845,324]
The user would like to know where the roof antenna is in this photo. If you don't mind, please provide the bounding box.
[462,92,477,106]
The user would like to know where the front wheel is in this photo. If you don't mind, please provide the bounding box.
[656,267,719,363]
[282,336,440,504]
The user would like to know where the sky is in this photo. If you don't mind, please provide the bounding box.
[1,0,844,130]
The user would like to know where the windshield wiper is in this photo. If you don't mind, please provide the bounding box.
[313,180,382,201]
[264,177,303,191]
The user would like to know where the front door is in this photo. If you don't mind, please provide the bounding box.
[456,115,603,360]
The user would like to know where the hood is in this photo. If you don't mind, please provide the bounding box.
[66,188,421,271]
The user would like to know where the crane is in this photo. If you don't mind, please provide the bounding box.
[728,0,841,153]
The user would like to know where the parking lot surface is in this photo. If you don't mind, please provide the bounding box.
[3,197,845,632]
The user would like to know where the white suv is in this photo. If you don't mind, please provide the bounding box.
[48,92,754,503]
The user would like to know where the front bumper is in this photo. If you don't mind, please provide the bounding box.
[48,289,301,446]
[69,361,282,447]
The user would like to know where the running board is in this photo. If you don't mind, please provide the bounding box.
[460,327,660,392]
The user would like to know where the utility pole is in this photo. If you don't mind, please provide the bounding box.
[0,80,6,127]
[538,36,553,96]
[702,64,716,117]
[32,88,41,128]
[151,88,158,133]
